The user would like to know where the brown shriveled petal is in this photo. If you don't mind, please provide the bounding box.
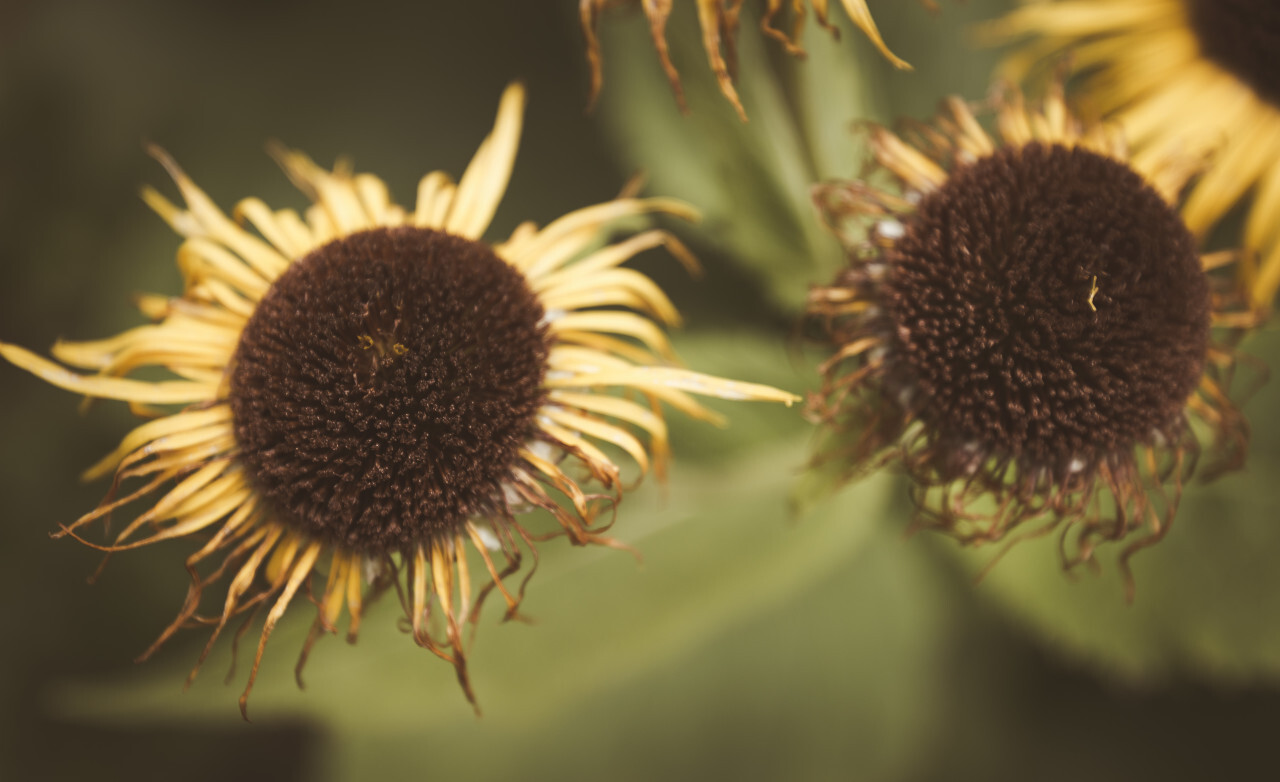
[580,0,923,120]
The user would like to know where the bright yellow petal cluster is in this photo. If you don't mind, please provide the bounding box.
[988,0,1280,309]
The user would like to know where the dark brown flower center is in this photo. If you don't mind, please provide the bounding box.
[1186,0,1280,107]
[880,142,1209,470]
[230,226,549,554]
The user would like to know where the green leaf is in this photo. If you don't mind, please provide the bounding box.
[48,433,891,727]
[51,435,987,782]
[940,327,1280,683]
[318,514,959,782]
[594,4,880,312]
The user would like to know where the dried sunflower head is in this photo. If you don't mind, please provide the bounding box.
[806,81,1257,597]
[0,83,797,718]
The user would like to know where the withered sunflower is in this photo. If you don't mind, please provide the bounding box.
[0,83,796,718]
[987,0,1280,311]
[580,0,938,121]
[806,81,1255,597]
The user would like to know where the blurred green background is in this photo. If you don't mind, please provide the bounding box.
[3,1,1280,780]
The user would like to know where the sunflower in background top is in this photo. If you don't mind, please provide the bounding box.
[581,0,942,120]
[807,79,1255,598]
[0,83,797,718]
[988,0,1280,311]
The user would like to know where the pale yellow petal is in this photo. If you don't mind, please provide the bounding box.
[413,171,456,229]
[177,238,271,300]
[444,82,525,239]
[549,390,669,447]
[503,198,698,276]
[354,173,394,227]
[548,366,798,406]
[82,406,233,480]
[1,343,216,404]
[540,268,681,325]
[146,145,290,280]
[234,197,307,260]
[838,0,910,69]
[549,311,677,360]
[543,406,650,473]
[530,229,695,288]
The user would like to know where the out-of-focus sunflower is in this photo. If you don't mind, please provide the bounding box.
[806,81,1256,597]
[0,83,797,718]
[581,0,941,120]
[987,0,1280,311]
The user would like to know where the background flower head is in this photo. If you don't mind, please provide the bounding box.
[807,81,1254,596]
[988,0,1280,311]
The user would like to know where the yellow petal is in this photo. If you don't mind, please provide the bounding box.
[445,82,526,239]
[1,343,216,404]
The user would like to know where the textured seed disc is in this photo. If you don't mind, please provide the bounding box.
[231,226,549,553]
[881,142,1209,468]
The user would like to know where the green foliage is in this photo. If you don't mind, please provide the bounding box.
[595,3,874,312]
[944,328,1280,683]
[38,333,868,721]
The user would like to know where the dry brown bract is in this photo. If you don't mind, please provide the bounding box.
[580,0,932,121]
